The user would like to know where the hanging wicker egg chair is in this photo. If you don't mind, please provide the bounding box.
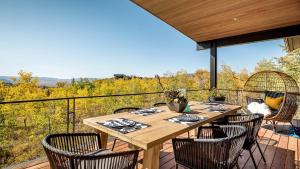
[242,70,299,132]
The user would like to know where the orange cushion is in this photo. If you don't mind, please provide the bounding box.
[265,96,283,110]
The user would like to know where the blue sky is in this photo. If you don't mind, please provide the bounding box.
[0,0,286,79]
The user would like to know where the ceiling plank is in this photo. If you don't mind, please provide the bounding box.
[132,0,300,43]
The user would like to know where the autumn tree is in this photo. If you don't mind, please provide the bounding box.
[254,59,279,72]
[277,48,300,83]
[218,64,248,89]
[194,69,210,89]
[253,48,300,86]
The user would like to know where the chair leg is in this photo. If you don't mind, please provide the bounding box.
[290,121,297,133]
[272,121,277,133]
[236,163,241,169]
[111,138,117,151]
[249,149,257,169]
[175,163,178,169]
[256,140,266,163]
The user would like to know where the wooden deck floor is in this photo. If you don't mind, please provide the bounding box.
[20,124,300,169]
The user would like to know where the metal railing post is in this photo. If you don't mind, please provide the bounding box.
[66,98,76,133]
[72,98,75,133]
[67,99,70,133]
[236,90,239,105]
[48,116,51,133]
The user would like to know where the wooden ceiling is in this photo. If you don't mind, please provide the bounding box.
[131,0,300,43]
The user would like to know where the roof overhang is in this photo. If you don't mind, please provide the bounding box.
[285,35,300,52]
[131,0,300,49]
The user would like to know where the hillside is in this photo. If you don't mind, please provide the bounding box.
[0,76,98,87]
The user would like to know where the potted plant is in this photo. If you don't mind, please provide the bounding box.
[155,75,188,112]
[164,89,188,112]
[208,87,226,102]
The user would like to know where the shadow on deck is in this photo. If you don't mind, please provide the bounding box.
[9,120,300,169]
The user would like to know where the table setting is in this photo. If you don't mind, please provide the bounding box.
[166,114,207,125]
[207,104,229,112]
[96,118,150,134]
[131,108,163,116]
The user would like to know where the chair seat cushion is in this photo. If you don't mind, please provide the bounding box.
[265,96,283,110]
[265,91,284,98]
[264,91,284,110]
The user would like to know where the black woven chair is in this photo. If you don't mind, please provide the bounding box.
[112,107,141,150]
[172,125,247,169]
[214,113,266,169]
[153,102,167,107]
[42,133,139,169]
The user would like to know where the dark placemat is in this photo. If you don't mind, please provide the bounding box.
[131,108,163,116]
[204,102,233,105]
[96,118,150,134]
[204,102,223,106]
[165,114,207,126]
[207,105,228,112]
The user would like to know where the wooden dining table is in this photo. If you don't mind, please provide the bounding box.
[83,101,242,169]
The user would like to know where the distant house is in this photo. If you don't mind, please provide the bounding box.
[114,74,129,79]
[113,74,142,80]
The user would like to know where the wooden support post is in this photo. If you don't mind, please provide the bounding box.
[210,41,217,89]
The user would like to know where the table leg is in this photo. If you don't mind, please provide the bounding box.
[143,145,160,169]
[95,130,108,149]
[230,110,238,115]
[129,143,162,150]
[194,128,198,137]
[159,143,163,149]
[128,144,139,150]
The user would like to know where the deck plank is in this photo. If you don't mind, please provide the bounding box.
[256,128,273,167]
[285,136,296,169]
[258,131,280,169]
[297,135,300,168]
[256,128,274,169]
[271,133,289,169]
[242,128,268,169]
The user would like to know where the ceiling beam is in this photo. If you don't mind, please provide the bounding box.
[197,24,300,50]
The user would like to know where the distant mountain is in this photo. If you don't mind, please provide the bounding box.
[0,76,14,84]
[36,77,72,87]
[0,76,99,87]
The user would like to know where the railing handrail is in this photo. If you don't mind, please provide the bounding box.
[1,88,299,105]
[0,88,208,133]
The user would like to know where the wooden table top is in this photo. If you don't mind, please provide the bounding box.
[83,101,242,150]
